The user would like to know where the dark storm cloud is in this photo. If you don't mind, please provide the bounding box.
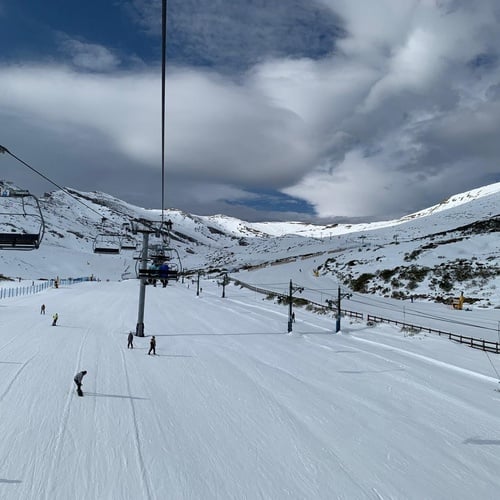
[126,0,343,71]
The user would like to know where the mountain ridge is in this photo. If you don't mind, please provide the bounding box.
[0,181,499,307]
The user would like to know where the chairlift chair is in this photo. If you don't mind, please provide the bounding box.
[120,236,138,251]
[136,246,182,284]
[93,234,121,254]
[0,184,45,250]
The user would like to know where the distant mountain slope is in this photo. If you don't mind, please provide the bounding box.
[0,182,498,306]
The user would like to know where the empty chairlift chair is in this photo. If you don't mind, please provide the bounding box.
[0,183,45,250]
[93,234,121,254]
[120,236,138,251]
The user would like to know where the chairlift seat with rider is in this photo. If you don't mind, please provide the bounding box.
[136,246,182,284]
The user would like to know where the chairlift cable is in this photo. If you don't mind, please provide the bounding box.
[161,0,167,227]
[0,145,104,219]
[1,145,156,233]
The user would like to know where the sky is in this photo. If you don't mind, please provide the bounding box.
[1,0,500,223]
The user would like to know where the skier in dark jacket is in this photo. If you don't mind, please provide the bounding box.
[127,332,134,349]
[148,336,156,355]
[74,370,87,396]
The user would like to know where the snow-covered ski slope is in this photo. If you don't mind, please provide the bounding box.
[1,278,500,499]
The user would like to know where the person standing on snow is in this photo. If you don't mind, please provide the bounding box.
[127,332,134,349]
[52,313,58,326]
[148,336,156,355]
[74,370,87,396]
[40,304,46,315]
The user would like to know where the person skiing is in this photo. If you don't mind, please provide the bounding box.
[40,304,46,315]
[148,336,156,355]
[52,313,58,326]
[74,370,87,396]
[127,332,134,349]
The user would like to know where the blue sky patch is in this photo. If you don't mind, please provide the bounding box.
[226,189,315,214]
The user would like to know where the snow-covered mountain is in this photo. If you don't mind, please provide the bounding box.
[1,183,500,500]
[0,182,499,307]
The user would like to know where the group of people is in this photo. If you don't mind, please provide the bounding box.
[74,335,156,397]
[146,262,170,288]
[41,304,58,326]
[127,332,156,355]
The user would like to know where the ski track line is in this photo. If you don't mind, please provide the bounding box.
[213,301,285,328]
[44,327,91,500]
[0,336,19,355]
[0,352,39,478]
[224,297,289,319]
[120,348,154,500]
[124,342,192,495]
[304,335,500,423]
[302,331,499,384]
[0,351,37,402]
[210,347,373,499]
[351,335,499,384]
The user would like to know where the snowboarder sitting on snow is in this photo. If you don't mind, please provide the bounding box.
[148,336,156,355]
[74,370,87,396]
[52,313,58,326]
[127,332,134,349]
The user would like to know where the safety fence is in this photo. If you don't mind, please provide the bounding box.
[231,278,363,320]
[0,277,92,300]
[231,278,499,354]
[367,314,500,354]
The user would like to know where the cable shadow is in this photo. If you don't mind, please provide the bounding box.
[150,354,193,358]
[337,369,406,374]
[53,325,86,330]
[0,361,23,365]
[0,479,21,483]
[464,438,500,445]
[150,332,319,337]
[84,392,149,401]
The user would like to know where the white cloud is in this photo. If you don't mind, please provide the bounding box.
[0,64,318,192]
[58,36,121,72]
[2,0,500,219]
[164,68,317,184]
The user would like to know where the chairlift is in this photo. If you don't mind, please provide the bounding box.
[120,236,138,251]
[136,246,182,286]
[0,182,45,250]
[93,234,121,254]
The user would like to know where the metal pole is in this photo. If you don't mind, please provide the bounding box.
[197,271,200,296]
[336,286,341,333]
[136,231,149,337]
[288,279,293,333]
[222,273,227,298]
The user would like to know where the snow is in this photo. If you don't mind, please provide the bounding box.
[1,275,500,499]
[0,182,500,498]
